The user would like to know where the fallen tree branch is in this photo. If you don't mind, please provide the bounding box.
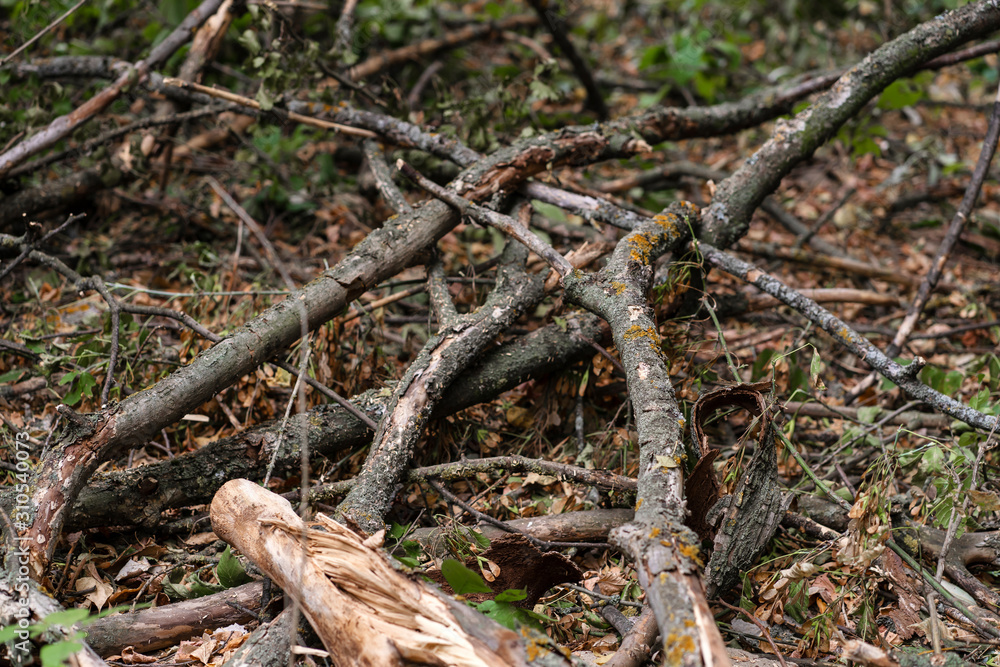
[211,479,572,666]
[0,0,227,179]
[84,581,264,657]
[846,70,1000,402]
[336,239,547,533]
[56,314,607,530]
[700,243,999,433]
[702,1,1000,249]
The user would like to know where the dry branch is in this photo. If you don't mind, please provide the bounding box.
[337,240,546,533]
[700,243,999,432]
[84,581,264,657]
[846,71,1000,402]
[12,119,629,579]
[210,479,571,666]
[563,204,730,667]
[58,314,607,530]
[0,0,227,179]
[347,15,539,81]
[702,1,1000,249]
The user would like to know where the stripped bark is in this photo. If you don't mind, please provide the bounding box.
[337,241,547,533]
[210,479,572,666]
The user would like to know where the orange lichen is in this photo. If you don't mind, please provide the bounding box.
[523,629,550,661]
[652,212,679,232]
[649,527,661,538]
[624,325,656,342]
[611,281,627,295]
[663,632,697,666]
[679,542,702,565]
[627,233,654,263]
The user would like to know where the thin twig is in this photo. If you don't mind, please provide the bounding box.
[428,480,609,552]
[847,72,1000,403]
[716,598,790,667]
[396,159,575,277]
[163,78,378,137]
[0,0,87,66]
[701,243,999,433]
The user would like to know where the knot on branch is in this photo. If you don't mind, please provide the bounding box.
[901,356,926,380]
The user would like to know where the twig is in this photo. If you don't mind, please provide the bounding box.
[347,15,539,81]
[163,79,378,137]
[362,140,411,214]
[0,0,87,66]
[847,72,1000,403]
[269,359,378,432]
[716,598,790,667]
[0,0,227,178]
[428,480,609,552]
[339,284,427,324]
[775,430,852,513]
[332,0,359,59]
[700,243,999,432]
[887,540,1000,640]
[4,106,226,178]
[396,159,575,277]
[407,61,444,109]
[427,259,459,327]
[207,177,296,290]
[310,454,636,501]
[793,187,856,249]
[525,0,607,119]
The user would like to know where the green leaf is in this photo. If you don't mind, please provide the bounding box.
[238,29,261,56]
[40,637,85,667]
[856,406,881,424]
[751,348,775,382]
[989,356,1000,391]
[878,79,923,111]
[809,347,825,391]
[941,370,964,396]
[470,531,491,549]
[441,559,491,595]
[920,365,944,392]
[639,44,669,70]
[0,624,21,642]
[0,369,25,384]
[479,600,517,628]
[530,200,568,223]
[35,609,90,631]
[255,86,275,112]
[494,588,527,603]
[164,569,226,600]
[785,579,809,624]
[216,546,252,589]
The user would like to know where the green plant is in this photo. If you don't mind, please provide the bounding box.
[0,604,136,667]
[163,546,251,599]
[440,559,547,631]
